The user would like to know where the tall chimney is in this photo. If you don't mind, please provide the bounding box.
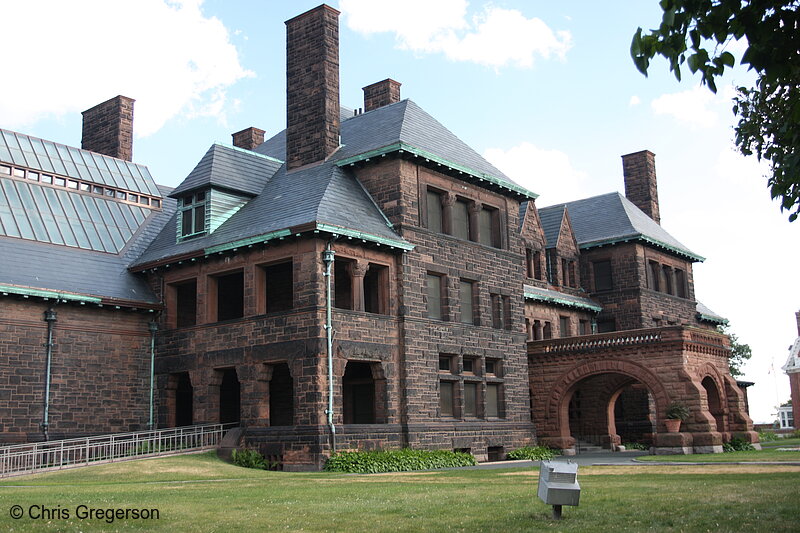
[285,5,340,170]
[622,150,660,224]
[796,310,800,336]
[232,127,266,150]
[363,79,401,112]
[81,95,135,162]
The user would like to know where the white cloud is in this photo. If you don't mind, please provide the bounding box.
[483,142,588,205]
[340,0,571,68]
[629,95,641,107]
[0,0,252,136]
[651,86,719,128]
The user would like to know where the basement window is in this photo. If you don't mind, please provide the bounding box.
[179,190,207,239]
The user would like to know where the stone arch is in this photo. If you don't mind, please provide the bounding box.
[546,359,670,446]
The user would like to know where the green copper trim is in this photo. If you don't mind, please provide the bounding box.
[336,142,538,200]
[203,229,293,255]
[315,223,415,251]
[524,287,602,312]
[579,234,705,262]
[697,312,728,325]
[0,284,102,304]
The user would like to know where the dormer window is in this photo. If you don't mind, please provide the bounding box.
[180,190,207,239]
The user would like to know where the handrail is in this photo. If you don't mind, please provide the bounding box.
[0,423,237,478]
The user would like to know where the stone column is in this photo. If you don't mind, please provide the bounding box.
[468,201,481,242]
[238,364,271,427]
[441,193,455,235]
[351,260,369,312]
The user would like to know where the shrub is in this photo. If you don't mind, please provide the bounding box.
[232,449,274,470]
[506,446,559,461]
[666,402,690,421]
[622,442,650,451]
[324,448,477,473]
[757,431,778,442]
[723,437,756,452]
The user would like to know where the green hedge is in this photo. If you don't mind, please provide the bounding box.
[232,449,276,470]
[505,446,559,461]
[324,448,477,473]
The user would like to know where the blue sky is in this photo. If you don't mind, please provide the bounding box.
[3,0,798,423]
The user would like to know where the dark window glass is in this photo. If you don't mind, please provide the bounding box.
[265,261,293,313]
[662,265,674,295]
[649,261,660,291]
[534,251,542,280]
[560,316,570,337]
[486,384,499,417]
[364,263,388,314]
[452,199,469,240]
[181,209,193,236]
[464,383,477,417]
[525,249,533,278]
[459,280,474,324]
[593,261,613,291]
[175,279,197,328]
[579,320,589,335]
[193,204,205,234]
[427,274,442,320]
[216,271,244,321]
[439,356,452,372]
[463,358,475,374]
[675,269,687,298]
[334,259,353,310]
[597,319,615,333]
[440,381,454,417]
[485,360,496,376]
[426,190,443,233]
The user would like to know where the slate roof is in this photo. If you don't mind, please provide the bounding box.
[132,160,410,267]
[538,204,565,249]
[540,192,703,261]
[170,143,283,198]
[696,301,728,325]
[523,284,602,312]
[256,99,536,200]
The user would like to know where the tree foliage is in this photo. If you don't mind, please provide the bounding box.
[631,1,800,221]
[718,325,752,377]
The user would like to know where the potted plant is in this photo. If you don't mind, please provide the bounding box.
[664,402,690,432]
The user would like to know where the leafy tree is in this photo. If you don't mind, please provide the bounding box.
[631,1,800,221]
[718,325,752,377]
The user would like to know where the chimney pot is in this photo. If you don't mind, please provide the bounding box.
[622,150,660,224]
[232,127,266,150]
[81,95,135,162]
[363,79,401,112]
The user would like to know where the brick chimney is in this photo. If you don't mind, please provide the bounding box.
[81,95,135,162]
[285,4,340,170]
[796,310,800,336]
[232,127,266,150]
[363,79,401,112]
[622,150,660,224]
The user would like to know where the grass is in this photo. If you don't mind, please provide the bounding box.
[760,437,800,448]
[637,448,800,462]
[0,452,798,532]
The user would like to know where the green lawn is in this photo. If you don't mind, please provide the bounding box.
[637,448,800,462]
[0,452,797,532]
[760,437,800,448]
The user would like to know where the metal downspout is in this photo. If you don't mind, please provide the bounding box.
[322,242,336,453]
[148,319,158,430]
[42,307,57,441]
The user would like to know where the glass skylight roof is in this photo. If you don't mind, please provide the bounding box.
[0,177,150,253]
[0,128,160,197]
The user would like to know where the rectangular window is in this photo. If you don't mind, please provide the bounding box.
[364,263,388,314]
[491,293,501,329]
[534,251,542,280]
[649,261,660,291]
[180,191,207,238]
[215,271,244,321]
[264,261,293,313]
[439,355,453,372]
[662,265,674,295]
[559,316,570,338]
[464,382,478,417]
[427,273,443,320]
[459,280,474,324]
[486,384,500,418]
[543,321,553,339]
[525,248,533,278]
[452,199,470,240]
[597,319,615,333]
[174,279,197,328]
[13,167,25,178]
[440,381,454,417]
[593,260,613,291]
[0,165,10,175]
[463,357,476,375]
[426,189,443,233]
[675,269,687,298]
[485,359,500,377]
[569,261,577,287]
[579,319,589,335]
[561,258,568,286]
[27,172,39,181]
[478,207,499,247]
[502,295,512,330]
[334,259,353,310]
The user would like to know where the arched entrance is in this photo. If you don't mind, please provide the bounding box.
[269,362,294,427]
[701,376,725,433]
[342,361,375,424]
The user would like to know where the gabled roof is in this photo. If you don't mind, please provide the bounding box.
[170,143,283,198]
[255,99,537,200]
[539,205,566,249]
[132,159,412,268]
[542,192,703,261]
[524,284,602,313]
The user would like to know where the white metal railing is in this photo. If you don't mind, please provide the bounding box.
[0,423,236,478]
